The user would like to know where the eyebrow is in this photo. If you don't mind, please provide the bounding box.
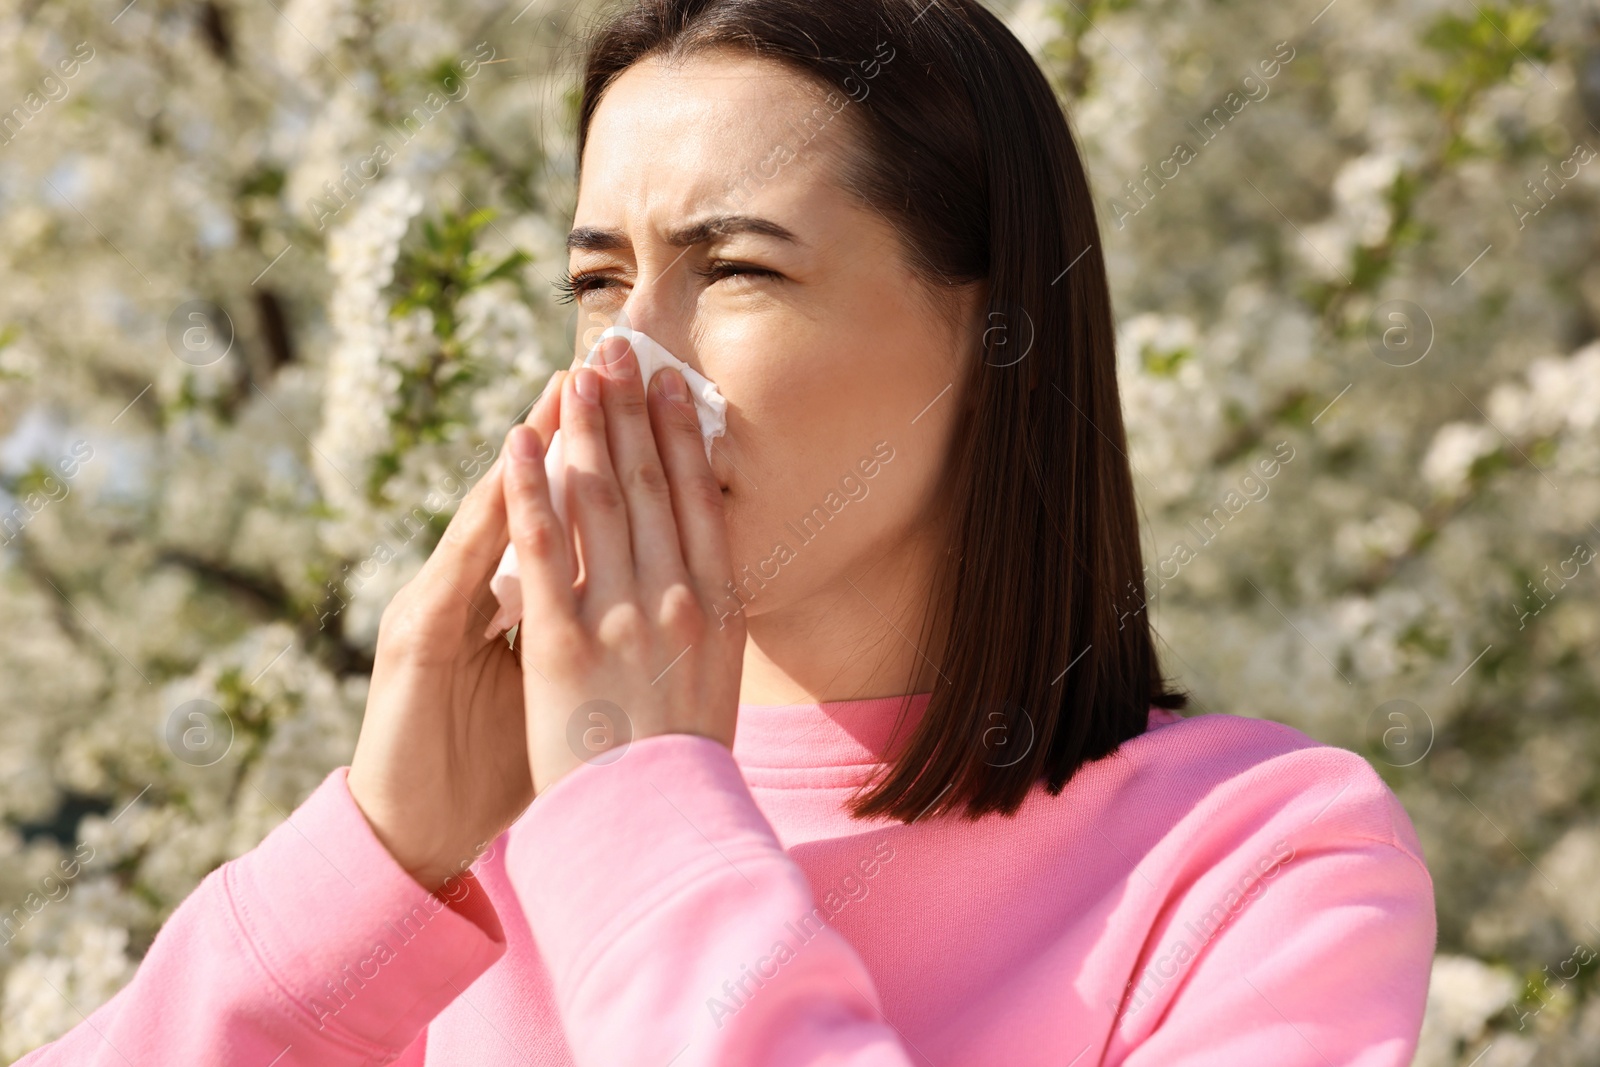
[566,214,803,251]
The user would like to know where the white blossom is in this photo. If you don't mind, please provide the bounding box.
[2,0,1599,1060]
[1,923,134,1062]
[312,178,425,552]
[1421,422,1501,496]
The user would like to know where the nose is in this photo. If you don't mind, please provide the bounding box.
[608,289,694,370]
[581,298,702,397]
[574,298,691,362]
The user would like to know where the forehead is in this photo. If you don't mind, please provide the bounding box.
[576,49,854,221]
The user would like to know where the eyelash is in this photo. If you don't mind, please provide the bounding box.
[553,260,779,303]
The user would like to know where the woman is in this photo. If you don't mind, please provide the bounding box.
[18,0,1436,1062]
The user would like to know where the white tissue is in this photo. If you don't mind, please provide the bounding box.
[485,326,727,634]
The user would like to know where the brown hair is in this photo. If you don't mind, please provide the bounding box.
[574,0,1188,820]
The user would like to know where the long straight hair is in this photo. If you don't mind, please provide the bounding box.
[574,0,1188,821]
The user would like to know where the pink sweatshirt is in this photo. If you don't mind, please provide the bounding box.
[16,697,1436,1066]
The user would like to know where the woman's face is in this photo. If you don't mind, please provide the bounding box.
[568,49,982,628]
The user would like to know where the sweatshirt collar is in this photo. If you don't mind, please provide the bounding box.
[732,691,934,771]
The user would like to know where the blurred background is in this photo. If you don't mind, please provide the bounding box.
[1,0,1597,1062]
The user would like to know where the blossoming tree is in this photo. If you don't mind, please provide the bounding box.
[0,0,1596,1062]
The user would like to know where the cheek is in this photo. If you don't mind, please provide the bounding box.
[705,305,953,476]
[703,317,960,610]
[720,433,943,616]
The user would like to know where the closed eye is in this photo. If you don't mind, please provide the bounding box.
[694,259,783,286]
[553,268,616,304]
[553,260,781,304]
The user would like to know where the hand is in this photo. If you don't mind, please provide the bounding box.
[347,370,567,893]
[501,339,745,795]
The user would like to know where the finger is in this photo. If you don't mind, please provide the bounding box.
[431,369,565,629]
[527,369,567,446]
[477,369,574,641]
[593,339,688,593]
[412,455,512,634]
[447,366,563,589]
[649,367,735,598]
[561,360,635,608]
[503,423,579,625]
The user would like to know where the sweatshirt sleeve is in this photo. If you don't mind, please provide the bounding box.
[14,766,506,1067]
[1106,754,1438,1067]
[505,733,920,1067]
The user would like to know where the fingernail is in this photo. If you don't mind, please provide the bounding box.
[659,367,689,401]
[575,367,600,403]
[511,425,540,462]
